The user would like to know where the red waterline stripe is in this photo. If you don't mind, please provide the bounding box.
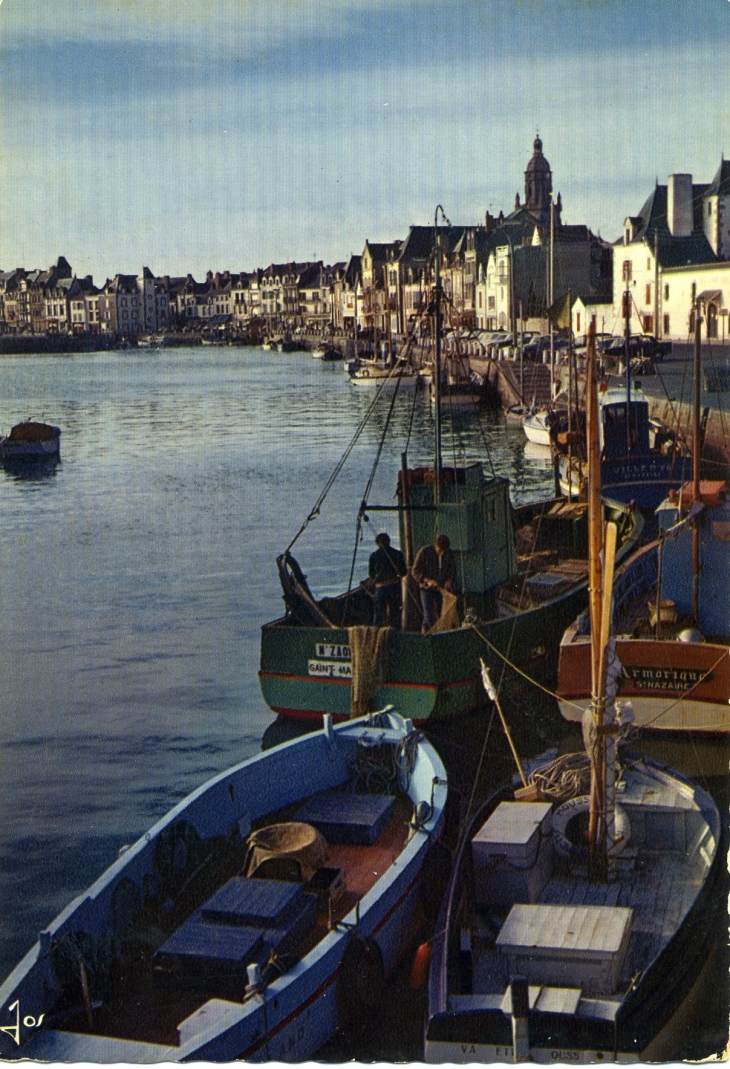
[258,671,475,693]
[238,858,426,1059]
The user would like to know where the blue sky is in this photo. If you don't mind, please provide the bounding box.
[0,0,728,283]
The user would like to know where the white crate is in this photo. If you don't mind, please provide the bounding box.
[472,801,553,906]
[496,903,633,996]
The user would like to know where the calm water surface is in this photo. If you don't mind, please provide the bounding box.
[0,346,556,981]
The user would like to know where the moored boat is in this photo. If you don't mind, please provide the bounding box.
[557,480,729,736]
[312,345,342,362]
[0,420,61,460]
[425,324,726,1063]
[348,360,419,388]
[554,379,692,509]
[522,408,560,446]
[424,749,725,1063]
[260,465,642,725]
[558,308,728,737]
[0,709,447,1063]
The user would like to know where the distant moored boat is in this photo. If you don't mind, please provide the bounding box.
[0,420,61,460]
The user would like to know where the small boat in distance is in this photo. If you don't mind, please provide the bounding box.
[0,709,448,1063]
[312,345,342,362]
[0,420,61,460]
[348,359,419,388]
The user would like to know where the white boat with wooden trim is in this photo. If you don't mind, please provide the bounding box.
[348,360,419,388]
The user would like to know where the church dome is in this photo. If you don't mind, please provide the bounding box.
[526,136,550,173]
[524,135,553,216]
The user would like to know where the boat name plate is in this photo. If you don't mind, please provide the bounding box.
[315,643,351,660]
[622,665,709,690]
[308,659,353,679]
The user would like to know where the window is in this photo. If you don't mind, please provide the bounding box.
[647,258,651,271]
[691,282,696,299]
[622,260,632,282]
[576,312,581,332]
[478,292,482,308]
[664,284,669,300]
[645,284,651,306]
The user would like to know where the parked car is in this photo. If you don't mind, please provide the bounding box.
[574,332,614,355]
[522,334,569,358]
[604,334,671,360]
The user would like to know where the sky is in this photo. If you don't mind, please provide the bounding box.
[0,0,728,284]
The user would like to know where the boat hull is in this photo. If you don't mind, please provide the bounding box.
[1,425,61,459]
[260,582,601,725]
[349,373,419,388]
[558,634,730,734]
[522,413,552,446]
[0,713,447,1064]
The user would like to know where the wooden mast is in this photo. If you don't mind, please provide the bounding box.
[692,298,702,623]
[585,321,619,879]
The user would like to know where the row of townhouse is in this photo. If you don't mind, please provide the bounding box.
[3,141,728,344]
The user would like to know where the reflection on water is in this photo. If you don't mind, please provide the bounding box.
[1,456,60,480]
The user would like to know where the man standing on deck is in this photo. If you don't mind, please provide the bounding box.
[412,534,456,632]
[368,532,408,628]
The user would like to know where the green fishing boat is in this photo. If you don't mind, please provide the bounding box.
[259,211,643,726]
[259,465,641,724]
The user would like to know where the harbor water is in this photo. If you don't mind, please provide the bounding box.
[0,345,726,1061]
[0,345,555,985]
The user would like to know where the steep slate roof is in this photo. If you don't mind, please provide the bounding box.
[343,254,362,285]
[618,183,718,267]
[706,158,730,198]
[657,234,718,268]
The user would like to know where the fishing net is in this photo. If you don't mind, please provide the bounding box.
[348,625,391,717]
[428,589,461,633]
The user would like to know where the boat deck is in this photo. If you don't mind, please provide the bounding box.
[466,768,715,1008]
[55,795,413,1048]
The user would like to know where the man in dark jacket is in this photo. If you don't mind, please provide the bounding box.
[412,534,456,631]
[368,532,407,627]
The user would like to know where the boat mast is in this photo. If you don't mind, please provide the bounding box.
[434,205,449,504]
[624,279,631,455]
[585,322,619,880]
[692,297,702,622]
[549,195,555,399]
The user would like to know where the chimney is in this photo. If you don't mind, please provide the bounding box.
[667,174,693,237]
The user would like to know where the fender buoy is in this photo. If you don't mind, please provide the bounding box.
[553,795,630,861]
[409,942,432,989]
